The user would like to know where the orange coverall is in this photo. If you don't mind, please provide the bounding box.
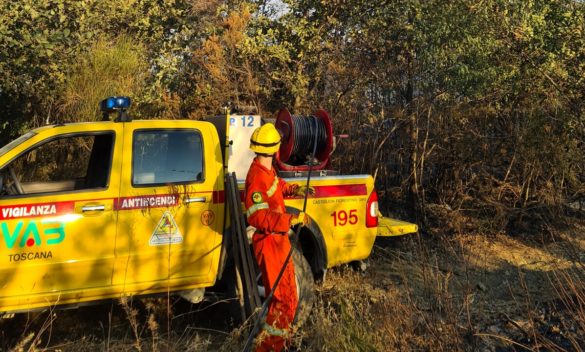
[245,157,299,352]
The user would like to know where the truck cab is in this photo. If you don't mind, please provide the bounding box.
[0,120,226,312]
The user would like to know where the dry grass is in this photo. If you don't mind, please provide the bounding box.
[292,220,585,352]
[294,240,472,352]
[3,221,585,351]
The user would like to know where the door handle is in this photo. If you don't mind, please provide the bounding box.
[185,196,207,204]
[82,205,105,212]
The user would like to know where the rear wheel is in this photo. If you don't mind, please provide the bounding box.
[292,248,315,326]
[257,247,315,326]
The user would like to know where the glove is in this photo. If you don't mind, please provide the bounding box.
[294,185,315,197]
[290,212,310,227]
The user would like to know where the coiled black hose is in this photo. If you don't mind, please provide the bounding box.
[289,115,328,164]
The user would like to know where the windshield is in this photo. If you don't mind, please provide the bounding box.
[0,132,37,158]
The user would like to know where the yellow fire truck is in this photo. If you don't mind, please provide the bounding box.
[0,97,416,317]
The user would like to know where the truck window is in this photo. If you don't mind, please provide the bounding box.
[132,129,203,186]
[0,133,114,196]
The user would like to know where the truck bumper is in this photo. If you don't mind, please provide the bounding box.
[377,217,418,237]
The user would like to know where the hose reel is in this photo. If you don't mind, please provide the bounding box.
[275,108,333,171]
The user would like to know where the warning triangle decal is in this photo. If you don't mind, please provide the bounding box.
[149,211,183,246]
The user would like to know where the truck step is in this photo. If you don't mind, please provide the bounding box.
[377,217,418,237]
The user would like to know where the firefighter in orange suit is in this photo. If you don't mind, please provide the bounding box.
[245,123,312,352]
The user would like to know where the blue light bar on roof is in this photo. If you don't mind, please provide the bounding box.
[100,96,131,113]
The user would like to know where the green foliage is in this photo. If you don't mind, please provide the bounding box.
[0,0,94,137]
[0,0,583,227]
[0,0,211,136]
[59,36,148,122]
[264,0,585,228]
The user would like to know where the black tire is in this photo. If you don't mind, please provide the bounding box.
[292,248,314,326]
[255,247,315,327]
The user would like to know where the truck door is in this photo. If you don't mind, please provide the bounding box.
[114,122,223,293]
[0,125,122,309]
